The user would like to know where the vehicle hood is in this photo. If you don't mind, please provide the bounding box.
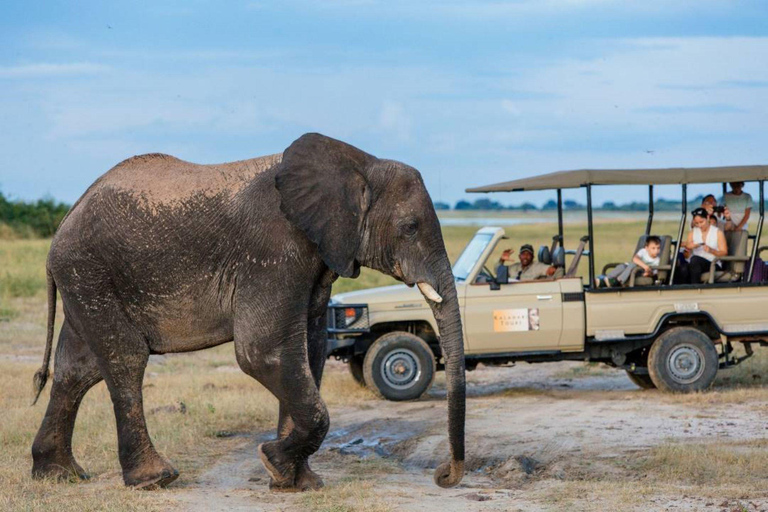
[331,284,429,309]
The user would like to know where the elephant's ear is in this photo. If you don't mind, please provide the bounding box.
[275,133,373,278]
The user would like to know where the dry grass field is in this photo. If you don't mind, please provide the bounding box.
[2,217,768,511]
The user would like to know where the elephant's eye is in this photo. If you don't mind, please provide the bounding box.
[400,220,418,237]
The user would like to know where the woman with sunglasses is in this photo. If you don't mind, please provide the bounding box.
[682,207,728,284]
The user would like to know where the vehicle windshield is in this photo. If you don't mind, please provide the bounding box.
[453,233,494,281]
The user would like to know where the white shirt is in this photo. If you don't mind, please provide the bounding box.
[692,225,719,262]
[635,247,660,267]
[724,192,753,230]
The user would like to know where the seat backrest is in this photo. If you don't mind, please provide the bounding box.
[724,230,749,274]
[657,235,673,281]
[538,245,552,265]
[552,246,565,268]
[550,235,562,255]
[566,236,589,278]
[633,235,647,254]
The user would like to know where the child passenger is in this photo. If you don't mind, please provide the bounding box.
[599,236,662,287]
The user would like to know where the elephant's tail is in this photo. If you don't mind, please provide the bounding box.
[32,268,56,405]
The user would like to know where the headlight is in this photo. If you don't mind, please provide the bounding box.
[343,307,361,327]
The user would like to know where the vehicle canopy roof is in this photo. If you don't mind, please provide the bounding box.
[466,165,768,193]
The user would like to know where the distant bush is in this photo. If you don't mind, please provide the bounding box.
[0,191,70,238]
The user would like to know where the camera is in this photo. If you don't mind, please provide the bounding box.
[712,205,726,214]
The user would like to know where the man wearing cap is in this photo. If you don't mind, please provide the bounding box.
[496,244,556,281]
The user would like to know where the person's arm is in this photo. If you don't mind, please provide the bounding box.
[736,207,751,231]
[722,206,734,231]
[632,253,651,273]
[498,249,514,266]
[704,230,728,258]
[683,231,698,250]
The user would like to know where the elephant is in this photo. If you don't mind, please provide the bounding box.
[30,133,466,492]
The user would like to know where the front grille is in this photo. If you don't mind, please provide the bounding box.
[326,304,370,333]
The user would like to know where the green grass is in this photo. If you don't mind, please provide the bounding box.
[0,239,50,299]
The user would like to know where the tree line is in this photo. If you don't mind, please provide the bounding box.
[434,195,742,212]
[0,191,71,237]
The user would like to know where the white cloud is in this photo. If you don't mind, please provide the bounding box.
[378,101,412,141]
[0,62,110,78]
[501,100,522,116]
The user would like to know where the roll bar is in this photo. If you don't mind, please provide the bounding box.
[646,185,654,236]
[668,184,687,285]
[748,180,765,282]
[467,174,766,289]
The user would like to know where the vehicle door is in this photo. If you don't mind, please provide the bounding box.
[463,280,564,353]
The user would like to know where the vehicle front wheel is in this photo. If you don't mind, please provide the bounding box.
[363,331,436,401]
[348,355,365,386]
[648,327,718,393]
[625,370,656,389]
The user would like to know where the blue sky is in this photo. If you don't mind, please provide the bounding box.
[2,0,768,207]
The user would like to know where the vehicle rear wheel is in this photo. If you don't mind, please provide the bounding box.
[648,327,718,393]
[625,370,656,389]
[348,355,365,386]
[363,331,436,401]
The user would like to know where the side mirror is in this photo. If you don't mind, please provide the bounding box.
[490,265,508,290]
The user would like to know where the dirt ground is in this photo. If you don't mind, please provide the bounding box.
[105,360,767,512]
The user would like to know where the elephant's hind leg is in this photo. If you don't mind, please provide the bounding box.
[32,320,103,481]
[66,296,179,489]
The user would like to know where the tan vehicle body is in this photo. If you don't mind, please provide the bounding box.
[333,227,767,354]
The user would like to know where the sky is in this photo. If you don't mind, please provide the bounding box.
[2,0,768,207]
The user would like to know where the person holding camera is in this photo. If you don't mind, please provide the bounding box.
[699,194,729,227]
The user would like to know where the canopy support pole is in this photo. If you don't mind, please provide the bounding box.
[557,189,564,246]
[645,185,654,235]
[587,185,595,287]
[669,184,687,285]
[747,180,764,282]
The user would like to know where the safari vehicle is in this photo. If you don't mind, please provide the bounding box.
[327,166,768,400]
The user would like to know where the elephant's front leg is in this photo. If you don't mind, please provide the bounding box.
[275,272,335,490]
[234,304,330,492]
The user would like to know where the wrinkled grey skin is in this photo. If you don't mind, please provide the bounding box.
[31,133,465,491]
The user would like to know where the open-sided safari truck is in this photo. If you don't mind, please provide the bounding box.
[326,166,768,400]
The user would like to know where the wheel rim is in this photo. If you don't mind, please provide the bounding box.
[666,343,706,384]
[381,348,422,390]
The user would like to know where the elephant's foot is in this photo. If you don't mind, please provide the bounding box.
[32,455,90,482]
[294,461,324,491]
[123,459,179,490]
[259,442,322,492]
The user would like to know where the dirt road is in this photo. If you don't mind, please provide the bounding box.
[142,361,768,512]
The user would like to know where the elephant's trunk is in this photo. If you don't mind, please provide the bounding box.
[418,261,465,488]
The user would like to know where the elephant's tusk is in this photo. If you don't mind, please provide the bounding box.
[418,282,443,303]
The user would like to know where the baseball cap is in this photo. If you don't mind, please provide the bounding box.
[520,244,534,255]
